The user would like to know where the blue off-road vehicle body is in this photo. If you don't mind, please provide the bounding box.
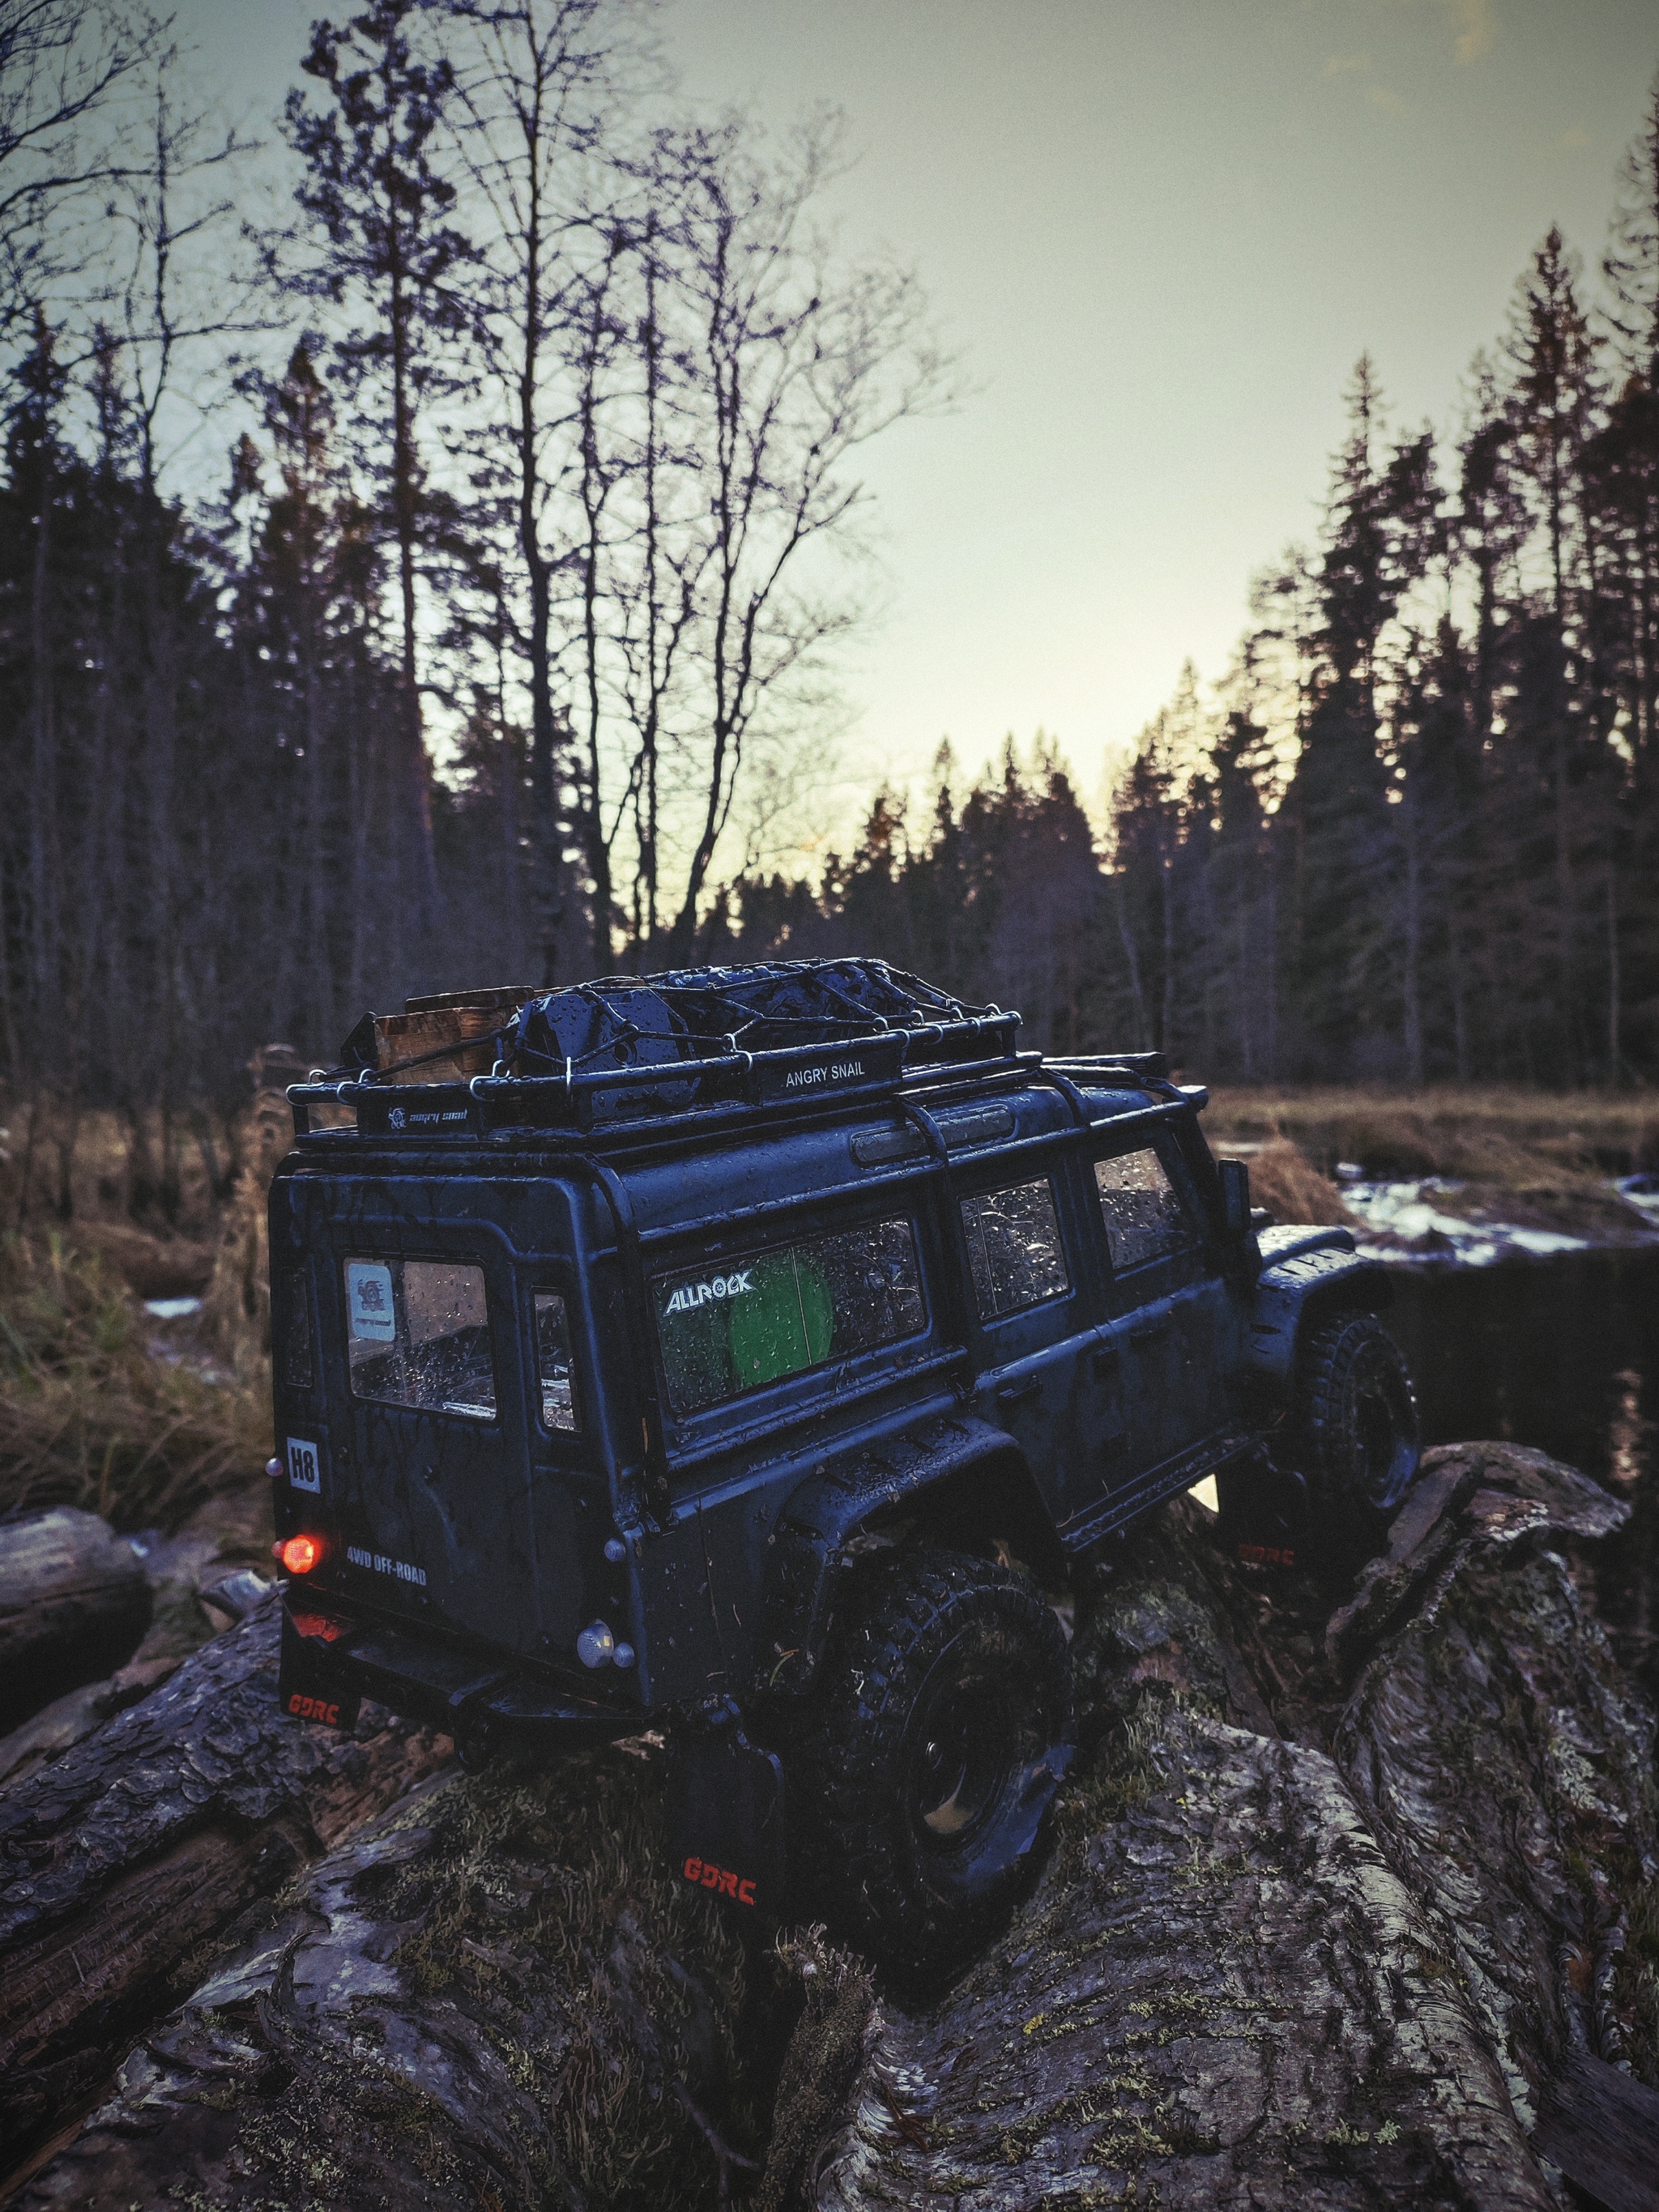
[271,962,1415,1958]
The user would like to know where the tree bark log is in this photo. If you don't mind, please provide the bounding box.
[0,1593,452,2192]
[12,1735,770,2212]
[6,1447,1654,2212]
[0,1510,152,1733]
[811,1446,1654,2212]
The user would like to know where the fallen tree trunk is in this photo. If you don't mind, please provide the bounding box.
[9,1446,1656,2212]
[14,1740,775,2212]
[0,1483,280,1791]
[0,1594,452,2193]
[813,1445,1656,2212]
[0,1510,152,1733]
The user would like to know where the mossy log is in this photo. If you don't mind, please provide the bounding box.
[0,1509,152,1733]
[13,1743,777,2212]
[8,1445,1656,2212]
[0,1594,452,2193]
[815,1445,1656,2211]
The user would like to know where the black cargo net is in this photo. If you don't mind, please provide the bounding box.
[313,960,1029,1128]
[510,959,997,1080]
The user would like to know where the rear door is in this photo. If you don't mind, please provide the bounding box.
[324,1234,542,1656]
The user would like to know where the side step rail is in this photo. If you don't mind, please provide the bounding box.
[1059,1430,1260,1554]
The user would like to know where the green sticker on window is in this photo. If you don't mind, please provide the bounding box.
[655,1219,923,1413]
[728,1250,834,1385]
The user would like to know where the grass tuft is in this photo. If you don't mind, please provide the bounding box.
[1211,1136,1350,1226]
[0,1228,271,1530]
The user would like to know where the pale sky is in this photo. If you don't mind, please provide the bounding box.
[177,0,1659,834]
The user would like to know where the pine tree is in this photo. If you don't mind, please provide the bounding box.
[1605,67,1659,383]
[1503,229,1603,1079]
[284,0,479,939]
[1281,361,1402,1071]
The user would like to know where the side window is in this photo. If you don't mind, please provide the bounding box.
[344,1257,497,1421]
[1094,1149,1196,1274]
[655,1217,924,1413]
[535,1291,581,1433]
[960,1178,1069,1319]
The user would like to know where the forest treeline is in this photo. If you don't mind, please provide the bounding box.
[2,1,1659,1222]
[744,100,1659,1092]
[0,0,945,1167]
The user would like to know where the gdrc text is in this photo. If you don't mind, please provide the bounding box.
[681,1855,757,1905]
[287,1691,343,1725]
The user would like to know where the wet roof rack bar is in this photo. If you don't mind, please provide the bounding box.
[1044,1051,1171,1081]
[287,1016,1026,1137]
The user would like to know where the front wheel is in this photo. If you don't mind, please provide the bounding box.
[791,1549,1071,1971]
[1296,1311,1421,1558]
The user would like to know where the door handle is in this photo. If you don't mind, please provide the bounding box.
[995,1375,1042,1409]
[1129,1323,1169,1349]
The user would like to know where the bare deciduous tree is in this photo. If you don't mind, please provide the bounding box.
[447,0,655,982]
[0,0,154,345]
[283,0,480,930]
[646,114,951,963]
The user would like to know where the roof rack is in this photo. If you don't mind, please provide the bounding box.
[1044,1051,1175,1090]
[288,959,1037,1140]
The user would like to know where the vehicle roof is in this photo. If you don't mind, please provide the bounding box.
[279,1067,1205,1245]
[285,961,1190,1168]
[616,1072,1160,1240]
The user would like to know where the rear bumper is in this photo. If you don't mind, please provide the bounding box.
[280,1590,643,1744]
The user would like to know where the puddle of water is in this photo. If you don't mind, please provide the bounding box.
[1385,1247,1659,1706]
[143,1297,203,1319]
[1340,1179,1593,1266]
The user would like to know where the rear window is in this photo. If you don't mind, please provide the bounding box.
[535,1291,581,1432]
[655,1218,924,1413]
[344,1257,497,1421]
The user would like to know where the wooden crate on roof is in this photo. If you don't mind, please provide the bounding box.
[373,985,535,1085]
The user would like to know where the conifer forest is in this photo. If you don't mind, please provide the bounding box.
[3,0,1659,1151]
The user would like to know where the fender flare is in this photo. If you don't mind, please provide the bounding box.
[754,1413,1060,1695]
[1243,1235,1392,1396]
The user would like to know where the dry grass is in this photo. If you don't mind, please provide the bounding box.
[0,1090,287,1529]
[1206,1087,1657,1183]
[1205,1085,1659,1235]
[1209,1136,1350,1226]
[0,1230,271,1532]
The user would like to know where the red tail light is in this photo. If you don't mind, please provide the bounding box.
[280,1533,320,1575]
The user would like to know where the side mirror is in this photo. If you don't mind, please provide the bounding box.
[1218,1157,1252,1242]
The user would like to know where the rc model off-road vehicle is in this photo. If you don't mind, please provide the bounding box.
[271,961,1420,1967]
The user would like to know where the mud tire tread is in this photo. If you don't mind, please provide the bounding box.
[790,1548,1069,1971]
[1298,1311,1421,1544]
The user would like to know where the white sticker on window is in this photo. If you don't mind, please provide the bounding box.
[287,1436,322,1493]
[346,1261,396,1342]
